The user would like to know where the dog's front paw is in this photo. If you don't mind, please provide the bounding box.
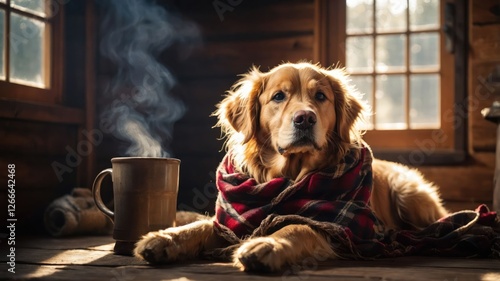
[234,237,290,273]
[134,231,181,264]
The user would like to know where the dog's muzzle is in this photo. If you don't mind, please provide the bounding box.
[292,110,318,145]
[277,110,320,155]
[293,110,317,130]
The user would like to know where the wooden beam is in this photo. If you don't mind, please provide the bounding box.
[79,0,98,187]
[0,98,84,124]
[313,0,346,67]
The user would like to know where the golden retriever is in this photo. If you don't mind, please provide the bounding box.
[134,62,448,272]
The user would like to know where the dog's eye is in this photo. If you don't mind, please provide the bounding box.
[315,92,326,102]
[272,91,286,102]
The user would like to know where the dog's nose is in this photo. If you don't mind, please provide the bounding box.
[293,110,317,129]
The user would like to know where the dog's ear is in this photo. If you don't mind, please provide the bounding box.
[336,90,363,145]
[323,68,366,146]
[214,66,264,144]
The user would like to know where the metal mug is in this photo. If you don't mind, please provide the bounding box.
[92,157,180,255]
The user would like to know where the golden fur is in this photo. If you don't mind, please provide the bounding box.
[134,62,448,272]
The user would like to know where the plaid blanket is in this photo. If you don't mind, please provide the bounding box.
[211,145,500,260]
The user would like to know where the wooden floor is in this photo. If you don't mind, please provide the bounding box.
[1,235,499,281]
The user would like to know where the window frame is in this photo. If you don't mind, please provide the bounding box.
[314,0,467,165]
[0,0,64,104]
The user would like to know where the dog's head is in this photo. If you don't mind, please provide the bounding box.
[215,62,367,181]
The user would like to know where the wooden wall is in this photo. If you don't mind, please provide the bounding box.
[469,0,499,152]
[0,118,79,229]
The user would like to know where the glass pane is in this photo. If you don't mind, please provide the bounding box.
[409,0,439,31]
[376,0,407,33]
[346,36,373,73]
[410,74,440,129]
[375,75,406,129]
[11,0,46,17]
[347,0,373,34]
[0,10,4,80]
[10,13,46,88]
[350,75,373,129]
[376,34,406,72]
[410,32,439,71]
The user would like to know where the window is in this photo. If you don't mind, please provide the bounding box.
[316,0,466,163]
[347,0,442,130]
[0,0,63,104]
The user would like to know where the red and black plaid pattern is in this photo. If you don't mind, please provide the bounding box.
[215,145,384,240]
[212,145,500,259]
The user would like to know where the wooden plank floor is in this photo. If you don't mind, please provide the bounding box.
[1,235,499,281]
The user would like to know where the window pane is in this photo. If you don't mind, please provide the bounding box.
[351,75,373,129]
[0,10,4,80]
[375,75,406,129]
[409,0,439,31]
[376,0,407,33]
[346,36,373,73]
[376,34,405,72]
[11,0,46,17]
[10,13,46,88]
[347,0,373,34]
[410,32,439,71]
[410,74,439,129]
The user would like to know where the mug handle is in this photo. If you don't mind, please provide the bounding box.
[92,168,114,221]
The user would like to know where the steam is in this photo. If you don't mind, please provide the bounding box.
[99,0,199,157]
